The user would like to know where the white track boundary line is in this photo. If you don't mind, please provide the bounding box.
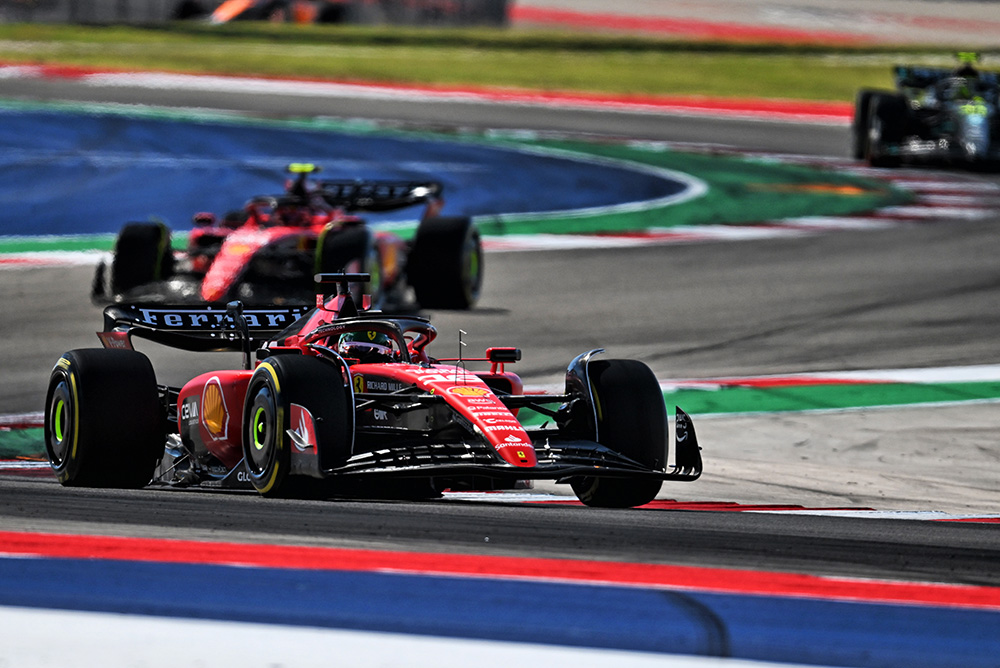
[0,605,807,668]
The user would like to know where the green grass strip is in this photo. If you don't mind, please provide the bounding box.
[0,235,117,253]
[0,23,984,102]
[471,137,910,235]
[665,381,1000,415]
[0,428,43,459]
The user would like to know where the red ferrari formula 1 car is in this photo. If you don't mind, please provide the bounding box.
[92,164,482,310]
[45,275,702,508]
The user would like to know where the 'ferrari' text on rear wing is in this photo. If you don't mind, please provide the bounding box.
[100,303,310,352]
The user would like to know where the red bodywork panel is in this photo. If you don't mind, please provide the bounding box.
[191,214,404,303]
[178,370,253,469]
[349,362,536,467]
[199,226,311,302]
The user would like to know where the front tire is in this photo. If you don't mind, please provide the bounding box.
[852,89,878,160]
[866,94,906,168]
[571,359,666,508]
[243,355,351,498]
[44,349,164,488]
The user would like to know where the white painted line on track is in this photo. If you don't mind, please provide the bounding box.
[778,216,896,230]
[0,251,103,268]
[0,411,42,426]
[0,605,818,668]
[874,206,996,219]
[0,461,48,470]
[916,194,1000,204]
[891,180,1000,192]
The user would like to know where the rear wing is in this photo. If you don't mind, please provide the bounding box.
[894,66,950,89]
[99,303,311,353]
[317,180,442,212]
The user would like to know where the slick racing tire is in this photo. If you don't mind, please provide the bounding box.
[110,222,175,295]
[866,94,906,168]
[852,89,880,160]
[243,355,350,498]
[44,349,165,488]
[570,359,666,508]
[408,216,482,310]
[315,224,383,306]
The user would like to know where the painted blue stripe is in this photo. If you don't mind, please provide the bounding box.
[0,108,684,236]
[0,557,997,668]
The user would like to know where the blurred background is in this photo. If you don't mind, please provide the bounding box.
[1,0,998,47]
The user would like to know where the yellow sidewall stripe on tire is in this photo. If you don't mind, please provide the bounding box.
[254,362,283,495]
[55,358,81,461]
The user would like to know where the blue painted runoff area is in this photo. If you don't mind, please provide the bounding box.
[1,556,998,668]
[0,108,685,236]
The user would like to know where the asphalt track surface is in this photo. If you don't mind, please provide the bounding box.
[3,78,1000,587]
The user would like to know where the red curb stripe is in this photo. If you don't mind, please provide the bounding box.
[1,530,998,610]
[905,14,1000,34]
[534,499,876,512]
[0,257,66,267]
[672,376,887,388]
[510,6,872,45]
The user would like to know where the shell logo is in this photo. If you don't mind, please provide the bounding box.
[202,378,228,439]
[447,386,491,397]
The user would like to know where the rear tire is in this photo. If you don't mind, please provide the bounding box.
[315,225,382,306]
[44,349,164,488]
[243,355,350,498]
[408,216,482,310]
[110,222,174,295]
[570,359,666,508]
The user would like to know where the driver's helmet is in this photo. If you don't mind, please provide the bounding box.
[954,52,980,78]
[271,201,311,227]
[338,330,394,363]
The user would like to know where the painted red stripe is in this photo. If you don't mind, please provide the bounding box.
[536,499,875,512]
[673,376,887,388]
[905,14,1000,34]
[1,530,997,610]
[510,6,872,45]
[0,257,64,267]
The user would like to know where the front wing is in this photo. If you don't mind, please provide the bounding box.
[887,138,1000,162]
[327,406,701,482]
[203,407,702,491]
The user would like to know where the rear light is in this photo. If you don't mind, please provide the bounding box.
[487,347,521,363]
